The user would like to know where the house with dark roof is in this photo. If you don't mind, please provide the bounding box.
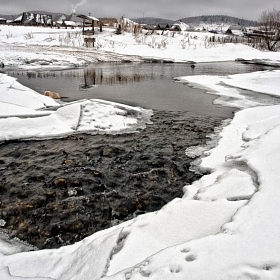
[55,13,83,28]
[53,14,67,23]
[225,24,246,36]
[245,27,275,38]
[12,12,53,26]
[170,21,190,31]
[0,18,7,25]
[99,18,118,28]
[143,24,157,30]
[155,24,170,30]
[65,13,83,26]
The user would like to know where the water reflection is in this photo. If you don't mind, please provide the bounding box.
[17,66,152,90]
[7,62,277,117]
[11,61,273,88]
[80,68,103,89]
[80,68,145,88]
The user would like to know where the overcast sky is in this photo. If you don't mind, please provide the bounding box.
[1,0,280,21]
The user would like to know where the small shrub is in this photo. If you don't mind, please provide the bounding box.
[24,32,34,40]
[6,32,13,39]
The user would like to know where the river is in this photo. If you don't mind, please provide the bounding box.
[7,61,274,117]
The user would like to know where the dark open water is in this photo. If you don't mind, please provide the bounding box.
[7,61,274,117]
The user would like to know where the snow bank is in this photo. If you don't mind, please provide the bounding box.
[176,70,280,108]
[1,228,123,280]
[0,73,58,112]
[0,74,152,141]
[225,70,280,96]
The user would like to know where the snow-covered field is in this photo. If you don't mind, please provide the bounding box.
[1,25,280,279]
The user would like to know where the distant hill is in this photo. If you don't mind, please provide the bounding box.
[132,17,175,25]
[132,15,257,27]
[0,13,21,20]
[179,15,257,27]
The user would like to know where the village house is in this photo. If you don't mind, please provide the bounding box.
[170,21,190,31]
[225,24,246,36]
[143,23,170,31]
[53,14,67,24]
[155,23,170,30]
[10,12,52,26]
[65,13,83,27]
[54,13,81,28]
[245,27,275,38]
[55,13,83,28]
[0,18,7,25]
[22,12,52,26]
[143,24,157,31]
[143,21,190,33]
[99,18,118,28]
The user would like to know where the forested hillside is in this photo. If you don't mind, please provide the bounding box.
[180,15,257,26]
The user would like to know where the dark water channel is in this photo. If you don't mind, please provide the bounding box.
[7,61,274,118]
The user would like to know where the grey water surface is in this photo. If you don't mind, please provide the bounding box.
[7,61,275,118]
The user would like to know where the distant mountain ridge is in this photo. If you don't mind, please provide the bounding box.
[0,13,21,20]
[132,17,175,25]
[179,15,257,26]
[132,15,257,27]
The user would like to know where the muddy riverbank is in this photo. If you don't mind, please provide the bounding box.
[0,110,228,249]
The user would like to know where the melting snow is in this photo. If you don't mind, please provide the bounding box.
[0,25,280,280]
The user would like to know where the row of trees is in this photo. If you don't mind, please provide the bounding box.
[259,9,280,51]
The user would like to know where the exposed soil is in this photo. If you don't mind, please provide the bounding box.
[0,110,225,249]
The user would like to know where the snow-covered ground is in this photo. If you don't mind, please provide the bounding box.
[1,24,280,66]
[1,25,280,279]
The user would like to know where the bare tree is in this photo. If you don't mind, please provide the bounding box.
[258,9,280,51]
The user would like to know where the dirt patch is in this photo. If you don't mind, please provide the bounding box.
[0,110,224,249]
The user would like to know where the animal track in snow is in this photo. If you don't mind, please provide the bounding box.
[185,254,196,262]
[180,248,191,253]
[181,247,196,262]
